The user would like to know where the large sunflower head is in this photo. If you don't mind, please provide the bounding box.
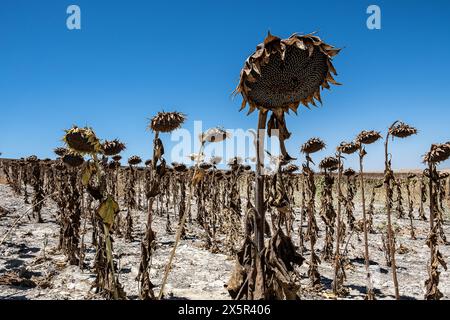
[301,137,326,154]
[148,111,186,133]
[102,139,126,156]
[63,126,101,154]
[236,32,341,115]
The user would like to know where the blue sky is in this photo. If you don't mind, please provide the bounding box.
[0,0,449,171]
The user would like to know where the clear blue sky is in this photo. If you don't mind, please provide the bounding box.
[1,0,449,171]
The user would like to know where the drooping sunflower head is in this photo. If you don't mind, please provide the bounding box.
[63,126,101,155]
[389,122,418,139]
[319,156,339,171]
[26,155,39,163]
[236,32,341,115]
[343,168,356,177]
[102,139,126,156]
[108,161,120,170]
[145,159,152,167]
[62,152,85,168]
[423,143,450,164]
[54,147,68,157]
[243,164,252,171]
[301,137,326,154]
[128,155,142,166]
[356,130,382,145]
[337,141,359,154]
[149,111,186,133]
[112,155,122,162]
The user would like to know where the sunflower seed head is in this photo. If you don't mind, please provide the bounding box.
[301,137,326,154]
[149,112,186,133]
[337,141,360,154]
[102,139,126,156]
[62,152,84,168]
[319,156,339,171]
[128,155,142,166]
[54,147,68,157]
[63,126,101,155]
[423,143,450,164]
[236,32,341,114]
[356,130,382,145]
[389,122,418,139]
[343,168,356,177]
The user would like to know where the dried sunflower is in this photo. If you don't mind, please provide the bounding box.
[319,156,339,171]
[108,161,120,170]
[63,126,101,154]
[26,155,39,163]
[128,156,142,166]
[424,143,450,164]
[148,112,186,133]
[337,141,359,154]
[301,138,326,154]
[112,155,122,162]
[102,139,126,156]
[236,32,340,114]
[62,152,85,168]
[343,168,356,177]
[389,122,417,138]
[54,147,67,157]
[356,130,382,145]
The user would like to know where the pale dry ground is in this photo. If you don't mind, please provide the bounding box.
[0,182,449,300]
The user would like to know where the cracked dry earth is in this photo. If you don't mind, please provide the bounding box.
[0,183,449,300]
